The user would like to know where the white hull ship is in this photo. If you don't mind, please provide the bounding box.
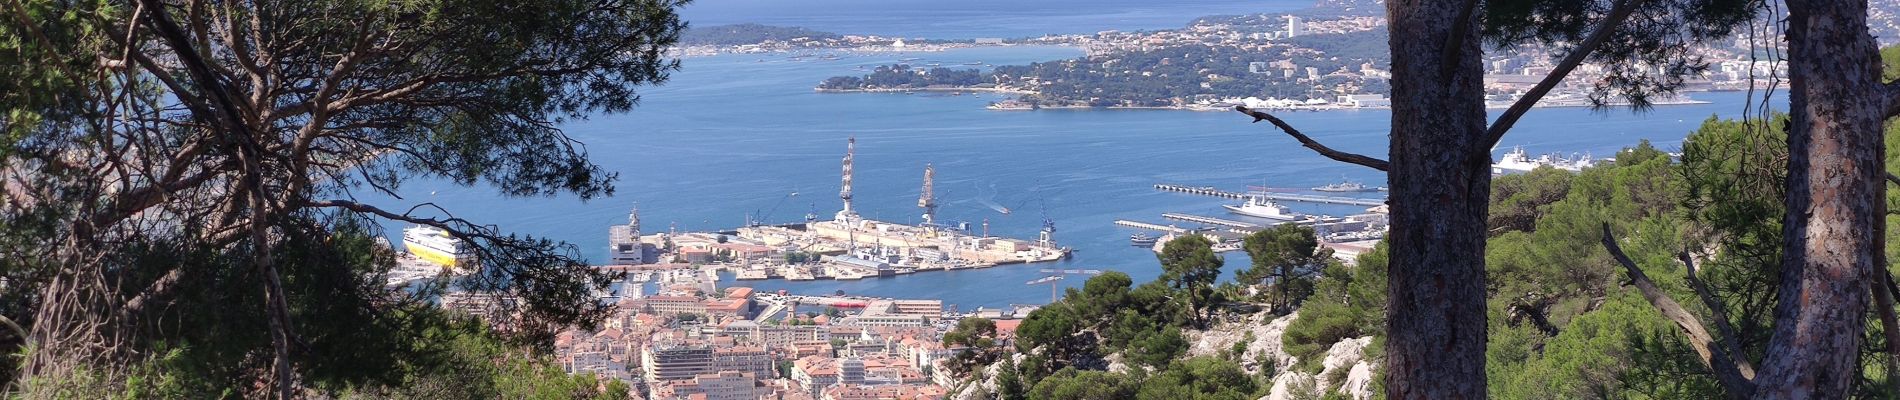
[1223,196,1304,220]
[403,225,475,269]
[1492,146,1597,175]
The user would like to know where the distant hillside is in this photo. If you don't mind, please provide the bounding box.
[1306,0,1384,16]
[680,23,842,46]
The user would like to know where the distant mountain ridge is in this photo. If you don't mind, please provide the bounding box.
[1307,0,1384,16]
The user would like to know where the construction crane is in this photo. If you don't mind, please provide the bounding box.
[1026,268,1104,303]
[918,164,938,229]
[749,190,799,227]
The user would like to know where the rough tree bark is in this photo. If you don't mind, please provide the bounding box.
[1382,0,1491,398]
[1754,0,1885,398]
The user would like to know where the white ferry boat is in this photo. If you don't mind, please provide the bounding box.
[403,225,475,269]
[1222,196,1304,220]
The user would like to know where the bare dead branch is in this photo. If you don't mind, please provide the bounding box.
[1234,106,1390,171]
[1679,251,1757,376]
[1483,0,1640,150]
[1601,223,1754,398]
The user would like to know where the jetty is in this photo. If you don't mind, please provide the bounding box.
[1153,183,1385,206]
[1113,220,1194,234]
[1161,213,1263,229]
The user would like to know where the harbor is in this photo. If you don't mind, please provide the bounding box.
[594,138,1071,284]
[1152,183,1387,206]
[1119,181,1390,256]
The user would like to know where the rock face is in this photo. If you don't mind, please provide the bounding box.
[1316,336,1372,389]
[1186,311,1300,375]
[1340,361,1376,400]
[949,352,1025,400]
[1264,371,1316,400]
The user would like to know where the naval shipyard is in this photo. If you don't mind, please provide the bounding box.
[598,137,1070,284]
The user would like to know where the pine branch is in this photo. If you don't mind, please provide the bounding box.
[1234,106,1390,171]
[1601,224,1754,398]
[1483,0,1640,150]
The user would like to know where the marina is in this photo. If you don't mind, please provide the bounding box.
[1152,183,1387,206]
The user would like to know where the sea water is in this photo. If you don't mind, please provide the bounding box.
[368,45,1788,310]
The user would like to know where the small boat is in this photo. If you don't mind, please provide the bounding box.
[1130,233,1158,246]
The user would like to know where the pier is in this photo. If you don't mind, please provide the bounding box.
[1113,220,1193,234]
[1153,183,1386,207]
[1161,212,1266,229]
[1154,184,1246,199]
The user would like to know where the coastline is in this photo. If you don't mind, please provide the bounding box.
[983,97,1716,112]
[815,87,1038,95]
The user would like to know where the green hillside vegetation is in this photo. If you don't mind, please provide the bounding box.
[680,23,842,46]
[955,113,1900,398]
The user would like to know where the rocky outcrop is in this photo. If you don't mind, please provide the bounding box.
[1263,371,1316,400]
[949,352,1027,400]
[1316,336,1370,388]
[1186,311,1300,375]
[1340,362,1375,400]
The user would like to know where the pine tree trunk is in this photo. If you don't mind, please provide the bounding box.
[1382,0,1491,398]
[1755,0,1883,398]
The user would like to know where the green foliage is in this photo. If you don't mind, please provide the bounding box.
[1488,293,1721,399]
[1135,357,1264,400]
[679,23,840,46]
[819,64,986,90]
[1239,224,1331,313]
[1283,244,1389,372]
[1159,235,1225,328]
[1482,0,1756,108]
[1488,167,1576,235]
[943,317,1002,378]
[1677,115,1788,354]
[1028,368,1140,400]
[1122,327,1189,369]
[996,357,1027,400]
[2,0,687,394]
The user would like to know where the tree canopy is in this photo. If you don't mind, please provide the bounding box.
[0,0,685,396]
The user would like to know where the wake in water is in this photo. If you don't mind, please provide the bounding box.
[973,181,1012,214]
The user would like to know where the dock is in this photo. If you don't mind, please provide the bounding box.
[1154,184,1247,199]
[1153,183,1386,207]
[1113,220,1193,234]
[1161,212,1266,229]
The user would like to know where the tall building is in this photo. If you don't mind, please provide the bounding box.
[643,342,715,383]
[840,357,866,385]
[1287,15,1303,38]
[608,205,649,265]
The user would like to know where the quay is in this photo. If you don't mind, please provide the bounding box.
[1161,212,1261,229]
[1154,183,1246,199]
[1113,219,1193,234]
[1153,183,1386,206]
[597,138,1071,285]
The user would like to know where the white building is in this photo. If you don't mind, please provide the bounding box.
[1287,16,1304,38]
[608,206,651,265]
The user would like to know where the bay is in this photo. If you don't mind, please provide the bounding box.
[677,0,1314,39]
[370,45,1788,310]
